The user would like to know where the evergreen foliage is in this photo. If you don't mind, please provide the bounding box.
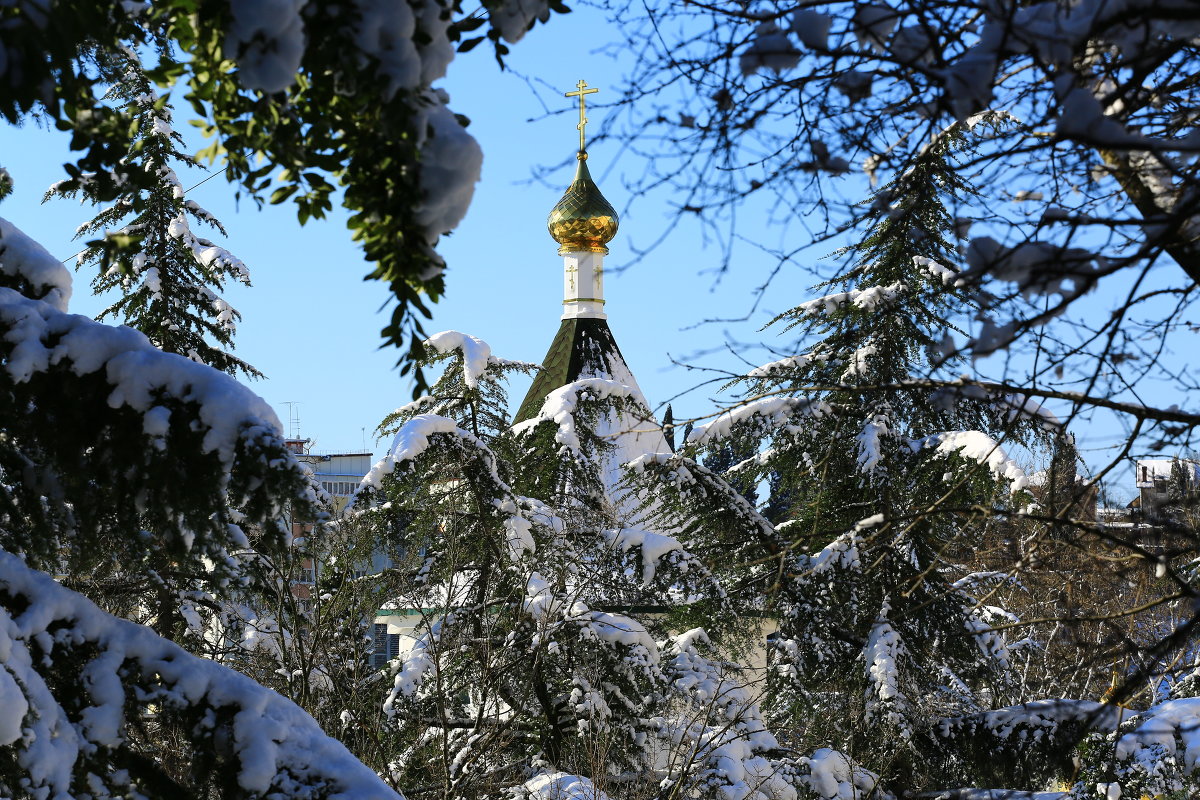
[343,337,787,799]
[49,48,259,378]
[0,201,375,797]
[636,117,1057,793]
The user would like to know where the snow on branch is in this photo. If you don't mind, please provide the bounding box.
[912,431,1029,491]
[739,21,800,76]
[0,216,73,309]
[964,237,1101,304]
[912,256,962,288]
[1000,394,1062,432]
[423,330,496,389]
[789,282,906,320]
[687,396,830,446]
[521,772,612,800]
[864,605,912,741]
[627,453,780,553]
[604,525,686,587]
[798,749,881,800]
[659,628,810,800]
[0,552,403,800]
[360,413,495,491]
[939,699,1121,745]
[413,98,482,252]
[514,378,643,456]
[745,349,825,379]
[1095,698,1200,795]
[942,0,1197,127]
[0,287,283,468]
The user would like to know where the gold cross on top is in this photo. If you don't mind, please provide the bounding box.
[565,79,599,154]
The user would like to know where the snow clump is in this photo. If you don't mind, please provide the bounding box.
[739,22,800,76]
[414,96,483,254]
[424,330,494,388]
[224,0,307,93]
[0,216,73,309]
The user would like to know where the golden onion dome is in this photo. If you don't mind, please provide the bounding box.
[547,153,619,255]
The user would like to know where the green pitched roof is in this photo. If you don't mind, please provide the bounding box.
[514,317,630,424]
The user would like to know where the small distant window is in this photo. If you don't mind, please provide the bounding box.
[372,623,387,668]
[299,567,314,583]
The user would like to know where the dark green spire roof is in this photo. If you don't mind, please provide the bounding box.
[514,317,632,424]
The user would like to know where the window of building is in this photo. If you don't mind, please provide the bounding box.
[372,623,387,669]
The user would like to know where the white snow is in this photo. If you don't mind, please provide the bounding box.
[851,4,898,53]
[524,772,611,800]
[0,551,402,799]
[856,415,891,474]
[688,396,829,446]
[1113,697,1200,775]
[360,413,469,489]
[1135,458,1200,484]
[576,609,659,666]
[515,378,642,456]
[352,0,423,97]
[224,0,307,93]
[0,285,284,468]
[383,636,435,712]
[414,97,483,247]
[917,431,1029,491]
[1003,394,1062,431]
[966,236,1099,303]
[938,699,1122,742]
[912,255,961,287]
[424,330,493,389]
[792,282,905,319]
[1,216,73,310]
[739,22,800,76]
[791,10,832,50]
[605,525,684,586]
[487,0,551,44]
[806,531,864,574]
[890,25,932,65]
[500,498,537,560]
[746,352,819,379]
[801,748,879,800]
[0,662,28,745]
[864,606,911,739]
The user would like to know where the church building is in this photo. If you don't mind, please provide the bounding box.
[513,80,671,501]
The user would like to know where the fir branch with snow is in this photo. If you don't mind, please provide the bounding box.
[648,121,1058,794]
[346,333,756,800]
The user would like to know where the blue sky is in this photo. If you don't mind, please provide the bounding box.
[0,5,1172,500]
[0,5,817,454]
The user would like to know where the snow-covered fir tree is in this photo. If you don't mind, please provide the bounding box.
[341,318,892,800]
[637,117,1066,795]
[0,192,398,798]
[35,49,284,646]
[49,47,258,378]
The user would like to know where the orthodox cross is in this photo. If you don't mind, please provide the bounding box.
[565,79,599,153]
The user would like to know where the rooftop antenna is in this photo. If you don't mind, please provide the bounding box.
[281,401,302,440]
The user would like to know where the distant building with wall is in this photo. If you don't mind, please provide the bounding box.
[283,437,411,667]
[1134,458,1200,523]
[282,438,372,600]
